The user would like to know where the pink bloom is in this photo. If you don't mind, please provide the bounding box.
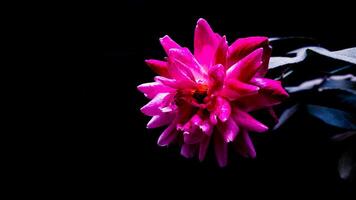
[138,18,288,167]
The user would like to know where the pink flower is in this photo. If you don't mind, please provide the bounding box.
[138,18,288,167]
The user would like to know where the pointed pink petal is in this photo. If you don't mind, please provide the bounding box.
[214,36,228,66]
[214,131,228,167]
[137,82,174,99]
[155,76,196,89]
[147,113,175,129]
[140,93,172,116]
[160,35,182,55]
[157,119,178,146]
[194,18,221,68]
[199,136,211,161]
[168,50,197,82]
[220,79,260,100]
[208,64,225,93]
[236,93,283,112]
[175,102,197,126]
[267,107,279,123]
[178,113,197,132]
[210,112,218,125]
[215,97,231,122]
[179,113,204,144]
[235,78,289,111]
[190,113,203,126]
[226,48,263,82]
[255,45,272,77]
[154,76,178,88]
[145,59,170,77]
[171,59,196,81]
[232,108,268,133]
[227,36,268,67]
[250,77,289,98]
[199,118,213,135]
[168,48,205,79]
[219,118,239,142]
[234,129,256,158]
[184,131,203,144]
[181,143,197,158]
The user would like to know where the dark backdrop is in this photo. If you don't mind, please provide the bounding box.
[64,0,355,197]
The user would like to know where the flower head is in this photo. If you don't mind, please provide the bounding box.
[138,18,288,167]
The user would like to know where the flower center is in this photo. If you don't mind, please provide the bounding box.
[174,84,209,107]
[193,86,208,104]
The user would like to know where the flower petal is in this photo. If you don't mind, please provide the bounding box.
[140,93,172,116]
[236,93,283,112]
[219,118,239,142]
[155,76,196,89]
[157,119,178,146]
[168,48,205,79]
[175,102,197,127]
[199,118,213,135]
[220,79,260,100]
[232,108,268,133]
[184,130,203,144]
[181,143,197,158]
[250,77,289,98]
[199,136,211,161]
[147,113,175,129]
[234,129,256,158]
[194,18,221,68]
[227,36,268,67]
[256,45,272,77]
[168,51,197,82]
[160,35,182,55]
[210,112,218,125]
[145,59,170,77]
[214,36,228,66]
[235,78,289,111]
[214,130,228,167]
[208,64,225,93]
[226,48,263,82]
[137,82,174,99]
[267,107,279,124]
[215,97,231,122]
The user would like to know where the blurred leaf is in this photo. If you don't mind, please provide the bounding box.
[269,37,320,56]
[285,78,323,93]
[273,104,299,130]
[306,105,356,130]
[305,89,356,113]
[338,149,355,181]
[269,47,356,69]
[319,74,356,94]
[332,131,356,142]
[328,65,354,75]
[285,74,356,94]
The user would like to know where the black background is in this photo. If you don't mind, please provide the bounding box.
[60,0,356,197]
